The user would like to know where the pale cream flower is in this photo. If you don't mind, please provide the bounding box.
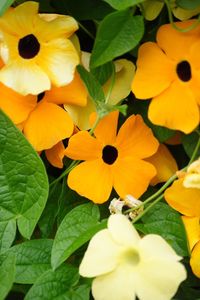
[79,214,186,300]
[183,158,200,189]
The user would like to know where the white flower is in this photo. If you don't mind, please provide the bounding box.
[79,214,186,300]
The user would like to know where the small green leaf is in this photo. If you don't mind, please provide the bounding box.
[176,0,200,10]
[0,110,49,239]
[91,61,114,85]
[0,253,15,300]
[8,239,53,284]
[90,11,144,68]
[77,65,105,102]
[65,285,91,300]
[24,264,79,300]
[136,202,189,256]
[103,0,145,10]
[0,0,14,15]
[182,132,200,159]
[0,219,16,253]
[51,203,106,270]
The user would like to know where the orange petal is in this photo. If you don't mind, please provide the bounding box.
[67,160,113,203]
[44,71,87,106]
[116,114,159,159]
[0,82,36,124]
[148,80,199,133]
[182,216,200,251]
[64,131,102,160]
[157,20,200,61]
[93,111,119,145]
[131,42,175,99]
[164,178,200,217]
[113,157,156,199]
[146,144,178,186]
[23,101,74,151]
[190,240,200,278]
[45,141,65,168]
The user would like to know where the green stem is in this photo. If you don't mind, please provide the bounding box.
[164,0,200,32]
[132,194,163,223]
[78,22,95,39]
[189,137,200,164]
[49,160,79,187]
[89,114,101,135]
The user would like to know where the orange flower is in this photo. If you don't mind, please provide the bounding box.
[132,20,200,133]
[0,71,87,151]
[64,111,159,203]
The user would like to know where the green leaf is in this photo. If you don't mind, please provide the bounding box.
[77,65,105,102]
[90,11,144,68]
[50,0,113,20]
[51,203,106,270]
[182,132,200,159]
[0,219,16,253]
[103,0,145,10]
[136,202,189,256]
[8,239,53,284]
[176,0,200,10]
[0,0,14,16]
[24,264,79,300]
[0,110,49,239]
[0,253,15,300]
[64,285,90,300]
[91,61,114,85]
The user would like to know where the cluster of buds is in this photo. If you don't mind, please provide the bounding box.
[109,194,144,220]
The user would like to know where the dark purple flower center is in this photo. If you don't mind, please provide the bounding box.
[18,34,40,59]
[176,60,191,82]
[102,145,118,165]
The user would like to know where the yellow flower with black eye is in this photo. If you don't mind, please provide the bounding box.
[0,1,79,95]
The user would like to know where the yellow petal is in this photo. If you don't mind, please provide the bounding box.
[67,160,113,203]
[190,241,200,278]
[23,101,74,151]
[79,229,119,277]
[0,82,36,124]
[64,97,96,130]
[116,114,159,159]
[108,214,140,246]
[132,42,175,99]
[157,20,200,60]
[146,144,178,186]
[164,178,200,217]
[38,38,79,87]
[103,59,135,106]
[182,216,200,251]
[148,80,199,133]
[64,131,102,161]
[113,157,156,199]
[0,61,50,95]
[93,111,119,145]
[45,71,87,106]
[92,264,137,300]
[45,141,65,168]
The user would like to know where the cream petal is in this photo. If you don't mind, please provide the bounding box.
[108,214,140,247]
[92,264,137,300]
[0,61,50,95]
[79,229,119,277]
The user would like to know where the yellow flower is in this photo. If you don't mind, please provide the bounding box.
[182,216,200,278]
[79,214,186,300]
[0,71,87,151]
[64,52,135,130]
[64,111,159,203]
[132,21,200,133]
[0,1,79,95]
[164,159,200,217]
[141,0,200,21]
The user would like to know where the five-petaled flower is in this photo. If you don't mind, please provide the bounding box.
[79,214,186,300]
[0,1,79,95]
[64,111,159,203]
[132,20,200,133]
